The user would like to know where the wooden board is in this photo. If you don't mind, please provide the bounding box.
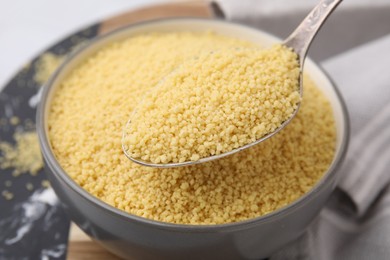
[68,224,122,259]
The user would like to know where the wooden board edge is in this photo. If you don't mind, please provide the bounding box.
[98,1,223,35]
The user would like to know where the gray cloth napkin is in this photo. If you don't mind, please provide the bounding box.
[218,0,390,62]
[218,1,390,259]
[271,34,390,260]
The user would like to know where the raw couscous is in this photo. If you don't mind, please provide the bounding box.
[123,44,300,164]
[0,131,43,177]
[48,32,336,225]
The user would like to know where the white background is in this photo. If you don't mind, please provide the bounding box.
[0,0,161,90]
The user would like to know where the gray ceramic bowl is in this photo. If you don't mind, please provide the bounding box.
[37,18,349,260]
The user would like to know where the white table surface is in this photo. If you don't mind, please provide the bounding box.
[0,0,161,90]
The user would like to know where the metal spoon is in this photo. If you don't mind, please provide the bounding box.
[123,0,343,168]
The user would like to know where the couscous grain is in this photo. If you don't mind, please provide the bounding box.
[48,32,336,225]
[34,52,64,85]
[124,44,300,164]
[0,131,43,176]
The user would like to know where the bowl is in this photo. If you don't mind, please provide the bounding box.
[37,18,349,260]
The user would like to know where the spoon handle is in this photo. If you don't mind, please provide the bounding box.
[284,0,343,65]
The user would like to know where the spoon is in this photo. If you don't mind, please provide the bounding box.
[123,0,343,168]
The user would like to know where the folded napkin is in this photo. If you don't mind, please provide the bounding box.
[218,0,390,61]
[218,1,390,259]
[271,34,390,260]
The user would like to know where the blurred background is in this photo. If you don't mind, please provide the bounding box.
[1,0,390,88]
[0,0,161,87]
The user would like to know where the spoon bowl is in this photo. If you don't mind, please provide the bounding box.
[123,0,343,168]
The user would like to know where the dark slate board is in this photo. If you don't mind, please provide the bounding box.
[0,24,99,260]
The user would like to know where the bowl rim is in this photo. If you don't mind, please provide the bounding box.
[37,17,350,232]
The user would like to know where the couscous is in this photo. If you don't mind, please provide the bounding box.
[48,32,336,225]
[123,44,300,164]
